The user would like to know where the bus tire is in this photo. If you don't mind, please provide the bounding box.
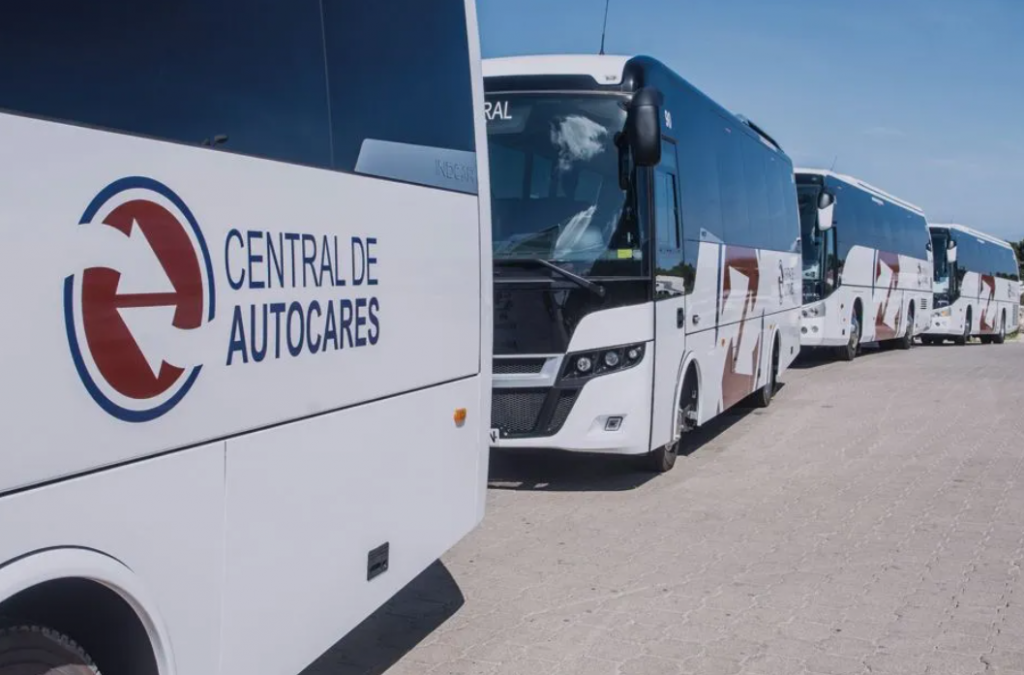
[897,306,915,350]
[838,306,861,361]
[994,314,1006,345]
[753,338,779,408]
[646,442,677,473]
[0,624,100,674]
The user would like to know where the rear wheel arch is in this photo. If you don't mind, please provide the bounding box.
[0,548,172,675]
[672,354,702,435]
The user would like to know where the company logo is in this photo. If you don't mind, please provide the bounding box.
[64,177,216,422]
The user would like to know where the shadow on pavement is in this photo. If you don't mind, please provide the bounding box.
[789,341,899,369]
[298,561,463,675]
[488,384,785,492]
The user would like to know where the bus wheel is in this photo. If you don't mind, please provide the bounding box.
[994,316,1007,345]
[646,441,677,473]
[754,340,779,408]
[839,309,860,361]
[898,308,915,350]
[0,624,100,674]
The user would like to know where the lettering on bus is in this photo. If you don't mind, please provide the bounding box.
[224,230,381,365]
[484,100,512,121]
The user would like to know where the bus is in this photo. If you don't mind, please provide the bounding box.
[796,170,933,360]
[923,223,1021,345]
[0,1,491,673]
[484,55,802,473]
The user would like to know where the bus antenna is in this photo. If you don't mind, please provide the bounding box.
[829,155,839,172]
[599,0,611,55]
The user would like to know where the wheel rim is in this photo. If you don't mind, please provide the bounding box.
[849,315,860,353]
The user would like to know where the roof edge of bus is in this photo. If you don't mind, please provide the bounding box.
[928,223,1013,248]
[482,54,633,85]
[795,168,924,216]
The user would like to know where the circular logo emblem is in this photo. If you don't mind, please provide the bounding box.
[64,177,216,422]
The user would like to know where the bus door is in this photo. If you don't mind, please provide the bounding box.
[651,140,687,449]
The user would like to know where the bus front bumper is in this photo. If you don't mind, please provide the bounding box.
[490,355,653,456]
[923,313,955,336]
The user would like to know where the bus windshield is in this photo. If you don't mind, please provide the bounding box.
[485,93,645,277]
[931,228,951,291]
[798,186,821,282]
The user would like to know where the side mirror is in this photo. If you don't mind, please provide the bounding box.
[626,86,663,167]
[817,191,835,232]
[947,241,957,264]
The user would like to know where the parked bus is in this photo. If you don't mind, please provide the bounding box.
[0,1,491,673]
[923,223,1020,345]
[796,170,933,360]
[484,55,802,473]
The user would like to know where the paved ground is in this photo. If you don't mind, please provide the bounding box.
[306,338,1024,675]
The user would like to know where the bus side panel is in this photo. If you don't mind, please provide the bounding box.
[0,113,481,495]
[0,447,225,675]
[710,246,800,417]
[220,376,485,675]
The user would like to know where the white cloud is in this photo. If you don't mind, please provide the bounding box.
[551,115,608,172]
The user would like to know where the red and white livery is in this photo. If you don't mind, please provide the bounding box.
[923,223,1020,345]
[485,55,801,472]
[796,170,933,360]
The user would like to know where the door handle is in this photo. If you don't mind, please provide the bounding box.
[677,307,685,328]
[692,314,701,326]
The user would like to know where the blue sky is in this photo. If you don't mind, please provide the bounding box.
[478,0,1024,242]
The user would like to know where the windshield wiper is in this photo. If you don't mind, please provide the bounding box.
[495,259,606,298]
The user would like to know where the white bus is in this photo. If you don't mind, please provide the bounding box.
[923,223,1021,345]
[796,170,933,360]
[484,55,802,473]
[0,1,491,673]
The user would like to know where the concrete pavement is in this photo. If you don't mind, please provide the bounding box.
[306,340,1024,675]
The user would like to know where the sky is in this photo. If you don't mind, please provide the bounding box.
[478,0,1024,242]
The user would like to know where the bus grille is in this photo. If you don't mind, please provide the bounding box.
[919,298,929,312]
[492,388,580,437]
[544,391,580,434]
[493,358,547,375]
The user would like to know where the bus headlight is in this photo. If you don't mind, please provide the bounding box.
[561,343,646,381]
[939,307,951,317]
[802,303,825,318]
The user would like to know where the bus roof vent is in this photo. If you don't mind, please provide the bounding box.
[734,114,783,153]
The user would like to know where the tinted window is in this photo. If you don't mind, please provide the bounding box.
[0,0,475,175]
[654,145,684,282]
[678,104,723,243]
[0,0,332,167]
[323,0,475,172]
[766,155,790,251]
[743,139,772,250]
[718,125,751,247]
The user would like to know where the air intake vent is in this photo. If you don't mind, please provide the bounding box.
[493,358,546,375]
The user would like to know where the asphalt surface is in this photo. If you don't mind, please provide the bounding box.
[305,337,1024,675]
